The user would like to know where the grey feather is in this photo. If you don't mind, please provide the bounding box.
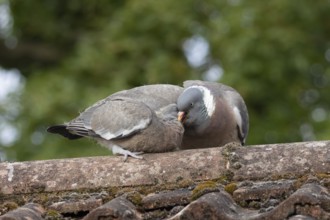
[224,90,249,144]
[90,98,152,140]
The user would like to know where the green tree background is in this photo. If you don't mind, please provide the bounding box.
[0,0,329,161]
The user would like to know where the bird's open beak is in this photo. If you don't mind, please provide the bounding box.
[178,111,186,123]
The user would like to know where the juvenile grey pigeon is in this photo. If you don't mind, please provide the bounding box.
[47,84,184,160]
[177,80,249,149]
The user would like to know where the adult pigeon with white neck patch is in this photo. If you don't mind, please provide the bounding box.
[177,80,249,149]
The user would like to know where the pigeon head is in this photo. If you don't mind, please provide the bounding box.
[177,86,215,134]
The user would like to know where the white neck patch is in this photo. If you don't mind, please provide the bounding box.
[188,85,215,117]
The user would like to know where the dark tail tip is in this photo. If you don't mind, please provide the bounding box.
[47,125,83,140]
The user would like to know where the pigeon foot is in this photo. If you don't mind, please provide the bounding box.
[112,145,144,161]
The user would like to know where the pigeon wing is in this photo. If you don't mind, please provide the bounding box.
[110,84,183,110]
[89,99,152,140]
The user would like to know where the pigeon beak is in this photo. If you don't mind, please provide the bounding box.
[178,111,186,123]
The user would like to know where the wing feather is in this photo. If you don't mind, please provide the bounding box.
[90,99,152,140]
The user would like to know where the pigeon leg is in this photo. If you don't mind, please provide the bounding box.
[112,145,144,161]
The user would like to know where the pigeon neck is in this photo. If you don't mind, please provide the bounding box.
[189,86,215,117]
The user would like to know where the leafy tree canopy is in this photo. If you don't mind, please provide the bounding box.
[0,0,329,161]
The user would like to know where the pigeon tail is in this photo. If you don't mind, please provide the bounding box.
[47,125,83,140]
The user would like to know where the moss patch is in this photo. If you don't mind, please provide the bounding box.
[224,182,238,195]
[215,170,235,185]
[0,201,18,215]
[191,181,219,201]
[316,173,330,179]
[126,191,143,206]
[293,175,309,190]
[46,209,62,218]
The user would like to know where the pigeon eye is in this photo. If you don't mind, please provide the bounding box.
[190,103,194,107]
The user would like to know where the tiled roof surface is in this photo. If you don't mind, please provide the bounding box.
[1,141,329,219]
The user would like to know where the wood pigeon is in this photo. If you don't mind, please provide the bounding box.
[47,84,184,160]
[177,80,249,149]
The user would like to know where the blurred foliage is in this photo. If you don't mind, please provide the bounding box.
[0,0,330,161]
